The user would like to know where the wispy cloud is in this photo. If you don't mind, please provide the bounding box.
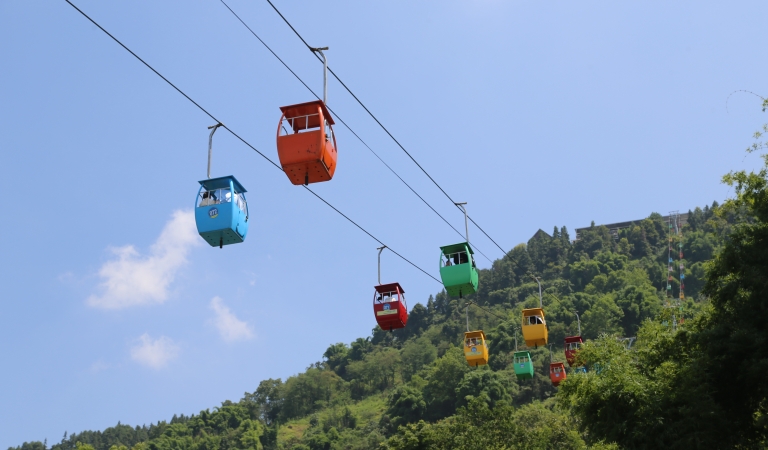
[130,333,180,369]
[57,271,75,283]
[210,296,254,342]
[87,210,199,309]
[89,361,110,372]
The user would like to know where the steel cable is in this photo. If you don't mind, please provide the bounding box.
[265,0,510,257]
[219,0,493,264]
[64,0,442,285]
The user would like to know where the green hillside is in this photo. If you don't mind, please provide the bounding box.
[12,127,768,449]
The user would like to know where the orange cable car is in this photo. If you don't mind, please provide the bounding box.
[276,47,337,186]
[549,362,567,386]
[276,100,337,185]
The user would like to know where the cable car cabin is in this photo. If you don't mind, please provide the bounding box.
[439,242,479,298]
[513,351,534,380]
[549,362,567,386]
[522,308,548,347]
[564,336,583,367]
[276,100,337,185]
[373,283,408,331]
[464,331,488,367]
[195,176,249,248]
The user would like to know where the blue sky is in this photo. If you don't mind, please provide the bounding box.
[2,0,767,447]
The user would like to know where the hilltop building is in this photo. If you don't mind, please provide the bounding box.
[575,213,689,240]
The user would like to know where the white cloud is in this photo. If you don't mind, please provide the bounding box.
[130,333,179,369]
[210,296,254,342]
[87,210,199,309]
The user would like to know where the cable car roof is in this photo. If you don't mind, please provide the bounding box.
[198,175,247,193]
[564,336,584,343]
[440,242,475,255]
[374,282,404,294]
[279,100,335,125]
[464,330,486,339]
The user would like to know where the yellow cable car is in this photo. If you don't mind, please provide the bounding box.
[464,330,488,367]
[522,308,548,347]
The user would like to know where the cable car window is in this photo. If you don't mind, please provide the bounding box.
[220,188,232,203]
[198,188,232,207]
[456,252,468,264]
[527,315,544,326]
[376,291,399,303]
[233,192,247,213]
[281,113,321,135]
[443,251,469,266]
[199,190,218,207]
[325,120,332,142]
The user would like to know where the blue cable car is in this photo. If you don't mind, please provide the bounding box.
[195,175,249,248]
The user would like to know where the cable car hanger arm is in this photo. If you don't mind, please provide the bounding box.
[207,123,223,179]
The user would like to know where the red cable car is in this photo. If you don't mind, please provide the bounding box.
[564,336,583,367]
[372,247,407,331]
[549,362,567,386]
[564,312,583,367]
[276,100,337,185]
[373,283,408,331]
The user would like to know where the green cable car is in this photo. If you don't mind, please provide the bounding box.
[513,351,534,380]
[439,241,479,298]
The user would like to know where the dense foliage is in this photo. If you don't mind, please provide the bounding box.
[558,155,768,449]
[13,125,768,449]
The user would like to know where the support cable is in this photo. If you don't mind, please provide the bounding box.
[465,300,511,323]
[265,0,510,256]
[219,0,493,264]
[64,0,441,285]
[66,0,569,309]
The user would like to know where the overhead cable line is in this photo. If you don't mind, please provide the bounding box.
[229,1,559,309]
[218,0,493,265]
[265,0,510,257]
[466,300,511,323]
[64,0,442,285]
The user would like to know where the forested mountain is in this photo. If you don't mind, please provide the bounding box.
[13,127,768,449]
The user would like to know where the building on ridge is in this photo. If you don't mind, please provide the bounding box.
[574,212,688,241]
